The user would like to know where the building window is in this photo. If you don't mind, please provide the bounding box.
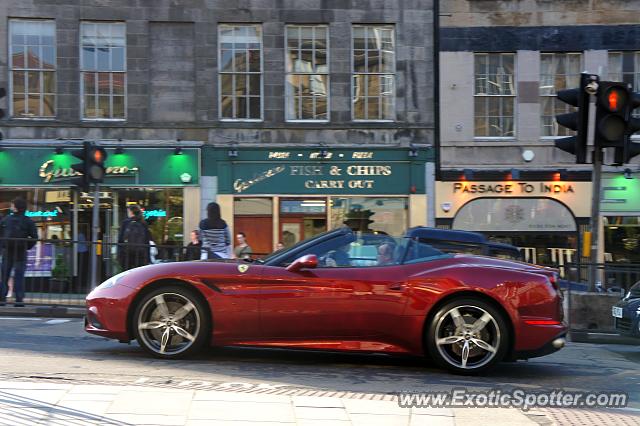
[285,26,329,121]
[608,51,640,118]
[474,53,515,138]
[219,24,262,121]
[352,25,395,121]
[80,22,126,120]
[540,53,582,137]
[9,20,56,118]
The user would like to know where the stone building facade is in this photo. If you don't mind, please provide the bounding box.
[0,0,434,146]
[438,0,640,268]
[0,1,435,260]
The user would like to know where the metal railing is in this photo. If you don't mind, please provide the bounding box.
[0,237,208,307]
[554,261,640,294]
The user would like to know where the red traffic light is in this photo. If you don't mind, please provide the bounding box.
[602,86,628,112]
[90,148,106,164]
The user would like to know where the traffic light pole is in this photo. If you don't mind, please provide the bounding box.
[586,88,602,292]
[90,184,100,290]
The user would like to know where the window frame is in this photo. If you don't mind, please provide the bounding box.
[8,19,57,120]
[472,52,517,140]
[218,23,264,122]
[79,21,127,122]
[284,24,330,123]
[351,24,396,122]
[539,52,583,139]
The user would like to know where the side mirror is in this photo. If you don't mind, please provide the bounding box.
[286,254,318,272]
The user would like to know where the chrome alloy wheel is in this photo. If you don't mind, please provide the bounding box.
[137,293,201,356]
[434,305,501,370]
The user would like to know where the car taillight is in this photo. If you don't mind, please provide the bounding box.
[524,320,562,325]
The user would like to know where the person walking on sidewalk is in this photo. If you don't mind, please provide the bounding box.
[199,202,231,259]
[234,232,253,260]
[118,204,152,271]
[183,230,202,261]
[0,198,38,307]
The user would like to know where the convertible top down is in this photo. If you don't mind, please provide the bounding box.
[86,227,566,374]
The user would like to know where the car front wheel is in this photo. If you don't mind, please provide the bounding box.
[133,286,209,358]
[426,297,509,374]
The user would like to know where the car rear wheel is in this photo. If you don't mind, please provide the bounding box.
[133,286,209,358]
[426,297,509,374]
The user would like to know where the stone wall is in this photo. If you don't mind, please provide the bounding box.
[0,0,435,147]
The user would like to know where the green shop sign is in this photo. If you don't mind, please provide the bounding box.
[0,147,199,186]
[601,173,640,212]
[210,148,432,195]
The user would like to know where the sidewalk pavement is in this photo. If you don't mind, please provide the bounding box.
[0,380,541,426]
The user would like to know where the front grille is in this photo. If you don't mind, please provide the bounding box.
[615,317,632,332]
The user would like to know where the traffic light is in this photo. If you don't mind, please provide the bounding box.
[554,73,593,163]
[616,90,640,165]
[592,81,640,165]
[71,141,107,190]
[594,82,629,149]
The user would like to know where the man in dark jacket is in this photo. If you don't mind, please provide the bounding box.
[0,198,38,307]
[117,204,152,271]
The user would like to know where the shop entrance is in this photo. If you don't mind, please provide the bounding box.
[279,199,327,248]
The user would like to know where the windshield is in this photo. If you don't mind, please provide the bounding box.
[257,228,347,264]
[261,228,450,268]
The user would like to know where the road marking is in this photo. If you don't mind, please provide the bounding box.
[44,319,71,325]
[0,317,42,321]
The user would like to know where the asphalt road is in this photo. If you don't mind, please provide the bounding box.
[1,316,639,423]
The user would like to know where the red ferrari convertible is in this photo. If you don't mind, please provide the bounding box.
[85,227,566,374]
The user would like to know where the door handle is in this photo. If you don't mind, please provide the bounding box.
[388,282,405,291]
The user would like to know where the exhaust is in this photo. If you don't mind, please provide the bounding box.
[552,338,566,349]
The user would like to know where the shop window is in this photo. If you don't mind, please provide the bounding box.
[9,20,56,118]
[540,52,583,137]
[80,22,126,120]
[117,188,184,248]
[219,24,263,120]
[604,216,640,263]
[474,53,515,138]
[234,198,273,215]
[330,197,408,236]
[285,25,329,121]
[352,25,395,121]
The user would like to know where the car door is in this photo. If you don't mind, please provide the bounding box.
[258,234,410,342]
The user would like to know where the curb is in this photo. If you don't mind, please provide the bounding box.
[569,330,639,346]
[0,305,85,318]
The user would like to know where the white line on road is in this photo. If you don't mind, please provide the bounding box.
[0,317,43,321]
[44,319,71,325]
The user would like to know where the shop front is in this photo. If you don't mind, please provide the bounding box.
[601,173,640,264]
[209,148,432,256]
[0,145,200,284]
[435,180,592,267]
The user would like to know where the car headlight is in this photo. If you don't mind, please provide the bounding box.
[96,270,130,290]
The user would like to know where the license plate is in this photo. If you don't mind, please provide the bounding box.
[612,306,624,318]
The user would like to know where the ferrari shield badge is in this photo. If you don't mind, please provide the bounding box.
[238,264,249,273]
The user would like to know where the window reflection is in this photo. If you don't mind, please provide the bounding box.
[10,20,56,118]
[285,25,329,121]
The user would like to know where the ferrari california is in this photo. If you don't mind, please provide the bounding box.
[85,227,567,374]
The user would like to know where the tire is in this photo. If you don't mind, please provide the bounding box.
[426,297,509,374]
[133,285,210,359]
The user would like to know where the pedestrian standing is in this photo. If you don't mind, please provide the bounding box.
[199,202,231,259]
[118,204,152,271]
[184,230,202,261]
[0,198,38,307]
[234,232,253,259]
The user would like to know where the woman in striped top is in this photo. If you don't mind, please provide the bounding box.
[199,202,232,259]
